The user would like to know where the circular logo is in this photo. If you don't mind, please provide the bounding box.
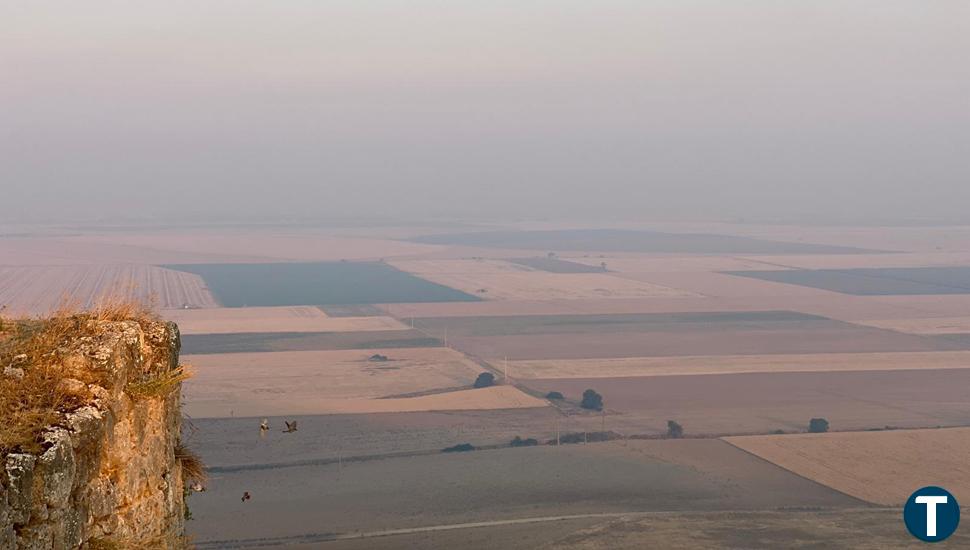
[904,486,960,542]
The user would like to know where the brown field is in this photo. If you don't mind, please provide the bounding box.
[183,347,510,417]
[0,235,261,265]
[186,382,545,418]
[725,427,970,506]
[616,270,836,298]
[191,408,582,469]
[523,368,970,435]
[188,440,857,545]
[0,263,217,315]
[389,259,699,300]
[566,255,794,273]
[67,231,444,262]
[730,251,970,270]
[508,351,970,379]
[162,306,408,334]
[439,321,959,361]
[854,316,970,335]
[542,509,970,550]
[379,290,944,322]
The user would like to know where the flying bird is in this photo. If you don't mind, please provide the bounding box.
[241,491,251,502]
[283,420,298,433]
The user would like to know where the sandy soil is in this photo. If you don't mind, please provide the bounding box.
[725,427,970,506]
[183,347,502,416]
[523,368,970,435]
[389,259,698,300]
[187,441,856,545]
[0,264,217,315]
[162,306,408,334]
[508,351,970,379]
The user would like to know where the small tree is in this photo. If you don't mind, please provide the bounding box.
[808,418,829,433]
[473,372,495,388]
[580,389,603,411]
[667,420,684,439]
[545,391,564,400]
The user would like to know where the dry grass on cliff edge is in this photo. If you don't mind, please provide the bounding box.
[0,296,165,455]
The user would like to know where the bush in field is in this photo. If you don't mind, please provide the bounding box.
[580,389,603,411]
[442,443,475,453]
[510,436,539,447]
[473,372,495,388]
[808,418,830,433]
[545,391,564,400]
[667,420,684,439]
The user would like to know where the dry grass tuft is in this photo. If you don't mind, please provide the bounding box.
[175,442,207,484]
[0,295,163,455]
[126,364,193,399]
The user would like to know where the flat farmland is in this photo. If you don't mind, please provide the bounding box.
[507,351,970,379]
[727,266,970,295]
[725,428,970,505]
[378,293,924,321]
[413,311,961,360]
[546,509,970,550]
[389,259,697,300]
[409,228,872,254]
[506,257,609,273]
[185,346,481,397]
[855,316,970,335]
[566,255,792,273]
[188,440,857,545]
[0,263,217,315]
[616,270,835,298]
[190,408,583,469]
[167,261,480,307]
[181,329,440,354]
[185,382,545,418]
[67,231,443,262]
[162,306,407,334]
[523,369,970,435]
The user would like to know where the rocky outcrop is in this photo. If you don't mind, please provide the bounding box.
[1,320,185,549]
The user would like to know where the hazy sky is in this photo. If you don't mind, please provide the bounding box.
[2,1,968,224]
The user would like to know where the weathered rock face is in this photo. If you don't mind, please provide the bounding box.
[1,320,185,549]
